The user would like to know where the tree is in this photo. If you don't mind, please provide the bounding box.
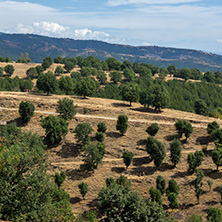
[0,67,3,77]
[167,65,177,76]
[19,101,35,124]
[167,192,179,208]
[35,65,44,76]
[76,77,97,99]
[56,98,77,121]
[78,182,88,199]
[42,56,53,70]
[211,129,222,143]
[106,57,122,71]
[109,71,122,83]
[26,67,38,79]
[123,68,136,81]
[156,175,166,195]
[146,123,159,136]
[97,177,170,222]
[207,121,220,135]
[194,100,208,116]
[83,141,105,170]
[59,76,75,95]
[122,150,134,169]
[175,119,193,142]
[116,114,128,135]
[54,55,63,64]
[120,84,139,106]
[139,88,154,108]
[74,123,94,146]
[194,170,204,204]
[41,115,69,146]
[97,122,107,133]
[54,171,66,188]
[185,214,202,222]
[170,139,182,167]
[207,207,222,222]
[95,132,105,142]
[149,187,162,205]
[96,71,107,85]
[0,124,74,221]
[146,136,166,168]
[64,61,75,73]
[187,150,204,172]
[4,64,14,76]
[36,71,57,95]
[55,65,64,75]
[152,86,168,111]
[166,179,180,196]
[80,67,91,77]
[106,177,115,187]
[211,148,222,171]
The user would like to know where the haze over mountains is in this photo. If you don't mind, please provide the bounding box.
[0,32,222,72]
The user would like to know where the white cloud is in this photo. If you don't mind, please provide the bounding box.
[108,0,200,6]
[74,28,109,39]
[217,39,222,43]
[33,22,69,34]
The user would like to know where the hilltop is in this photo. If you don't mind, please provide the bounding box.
[0,32,222,72]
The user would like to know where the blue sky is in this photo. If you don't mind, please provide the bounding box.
[0,0,222,53]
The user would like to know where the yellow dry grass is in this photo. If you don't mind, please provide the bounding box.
[0,91,222,221]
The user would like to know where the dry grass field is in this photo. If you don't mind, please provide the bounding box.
[0,91,222,221]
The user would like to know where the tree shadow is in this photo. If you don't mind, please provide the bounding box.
[180,203,195,210]
[111,167,125,173]
[164,134,179,142]
[112,103,130,107]
[196,135,210,145]
[57,142,81,158]
[87,198,98,208]
[133,156,152,166]
[70,197,81,204]
[7,117,26,127]
[130,166,157,176]
[106,132,122,138]
[130,107,160,114]
[158,162,174,172]
[172,170,191,178]
[65,166,92,180]
[137,139,147,146]
[205,200,218,206]
[202,168,222,179]
[28,91,52,97]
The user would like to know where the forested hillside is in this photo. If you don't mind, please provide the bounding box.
[0,32,222,71]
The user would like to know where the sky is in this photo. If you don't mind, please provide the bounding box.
[0,0,222,53]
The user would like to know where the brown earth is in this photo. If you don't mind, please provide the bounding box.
[0,91,222,221]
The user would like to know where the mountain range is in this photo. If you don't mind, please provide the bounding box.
[0,32,222,72]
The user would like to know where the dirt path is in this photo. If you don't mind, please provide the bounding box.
[0,107,207,128]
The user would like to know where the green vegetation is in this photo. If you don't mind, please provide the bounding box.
[116,114,128,135]
[170,139,182,167]
[122,150,134,169]
[187,150,204,172]
[78,182,88,199]
[175,120,193,142]
[19,101,35,124]
[156,175,166,195]
[146,123,159,136]
[97,122,107,133]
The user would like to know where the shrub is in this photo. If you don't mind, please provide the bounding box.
[175,119,193,142]
[207,207,222,222]
[74,123,93,146]
[41,115,69,146]
[97,122,107,133]
[116,114,128,135]
[78,182,88,199]
[149,187,162,205]
[170,139,182,167]
[187,150,204,172]
[56,98,77,120]
[4,64,15,76]
[167,192,179,208]
[95,132,105,142]
[19,101,35,124]
[146,123,159,136]
[26,67,38,79]
[185,214,202,222]
[156,175,166,195]
[122,150,134,169]
[55,65,64,75]
[207,121,220,135]
[166,179,180,196]
[54,171,66,188]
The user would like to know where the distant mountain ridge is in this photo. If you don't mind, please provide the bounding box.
[0,32,222,72]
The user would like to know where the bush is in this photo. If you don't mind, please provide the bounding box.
[95,132,105,142]
[187,150,204,172]
[175,119,193,142]
[149,187,162,205]
[185,214,202,222]
[97,122,107,133]
[146,123,159,136]
[166,179,180,196]
[167,192,179,208]
[55,65,64,75]
[54,171,66,188]
[19,101,35,124]
[156,175,166,195]
[83,107,88,114]
[122,150,134,169]
[194,100,208,115]
[146,136,166,168]
[170,139,182,167]
[41,115,69,146]
[56,98,77,120]
[4,64,15,76]
[26,67,38,79]
[207,121,220,135]
[74,123,93,146]
[207,207,222,222]
[78,182,88,199]
[116,114,128,135]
